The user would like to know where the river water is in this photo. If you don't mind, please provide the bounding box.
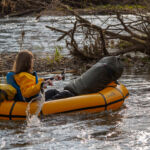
[0,16,150,150]
[0,16,76,54]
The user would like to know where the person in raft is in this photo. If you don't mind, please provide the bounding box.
[6,50,75,102]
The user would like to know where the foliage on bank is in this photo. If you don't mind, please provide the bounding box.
[0,0,147,17]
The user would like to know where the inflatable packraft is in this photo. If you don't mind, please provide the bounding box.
[0,82,129,120]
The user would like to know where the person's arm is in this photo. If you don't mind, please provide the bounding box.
[21,78,54,98]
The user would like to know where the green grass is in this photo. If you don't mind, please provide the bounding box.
[85,4,146,11]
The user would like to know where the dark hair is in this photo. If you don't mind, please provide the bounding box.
[13,50,33,74]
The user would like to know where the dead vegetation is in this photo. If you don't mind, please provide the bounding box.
[0,0,146,17]
[0,0,52,17]
[45,3,150,59]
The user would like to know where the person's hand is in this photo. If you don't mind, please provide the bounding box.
[54,75,62,80]
[43,79,53,88]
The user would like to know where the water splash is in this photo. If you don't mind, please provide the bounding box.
[26,91,45,127]
[0,137,6,149]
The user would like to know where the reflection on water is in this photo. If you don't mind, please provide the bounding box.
[0,67,150,150]
[0,16,75,54]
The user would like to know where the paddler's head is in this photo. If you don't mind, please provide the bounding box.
[13,50,34,74]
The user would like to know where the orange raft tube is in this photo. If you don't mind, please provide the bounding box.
[0,82,129,120]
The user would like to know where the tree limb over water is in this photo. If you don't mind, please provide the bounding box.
[46,2,150,59]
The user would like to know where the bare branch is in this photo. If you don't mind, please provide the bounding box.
[46,25,67,34]
[116,13,148,40]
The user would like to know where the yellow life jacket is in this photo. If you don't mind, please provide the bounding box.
[0,84,17,101]
[14,72,43,99]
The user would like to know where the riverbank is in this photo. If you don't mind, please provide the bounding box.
[0,52,150,76]
[0,4,146,18]
[0,52,97,76]
[36,4,146,16]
